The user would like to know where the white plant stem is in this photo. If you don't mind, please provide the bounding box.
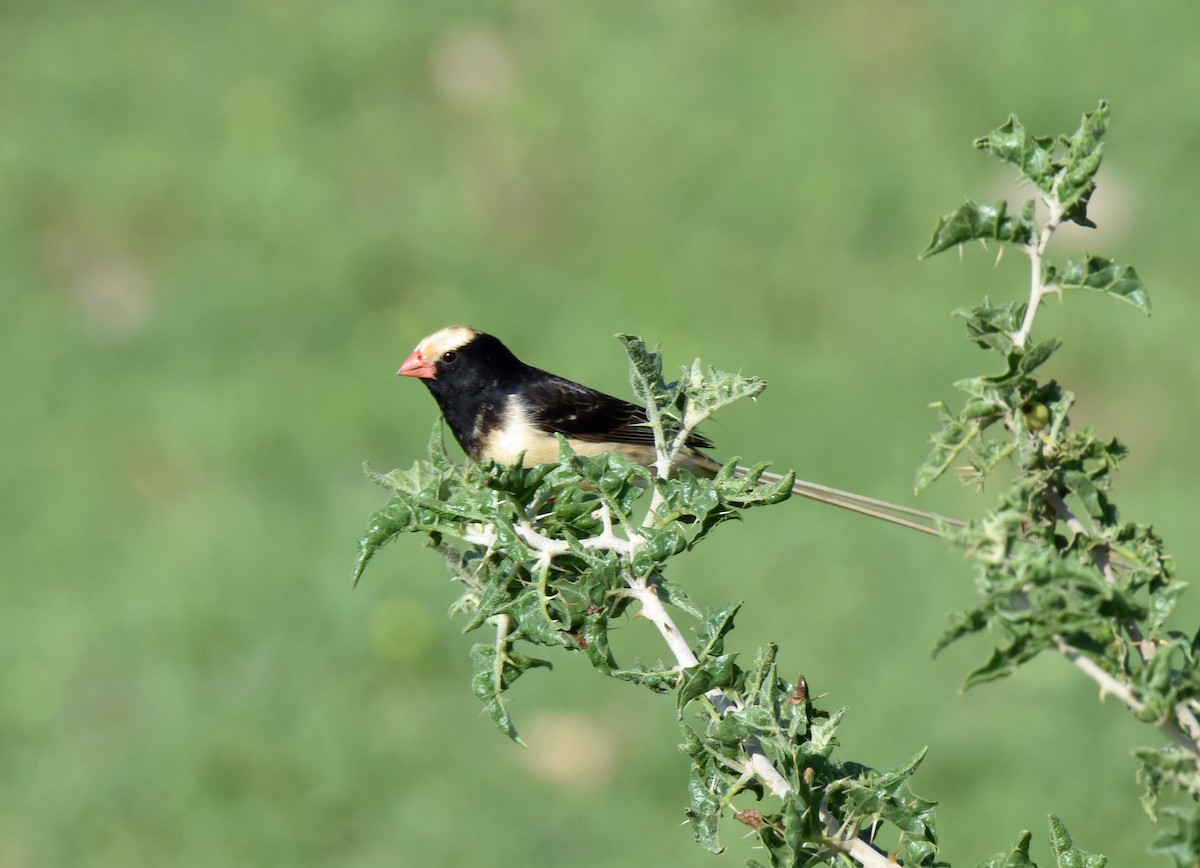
[1013,196,1064,350]
[1017,178,1200,758]
[452,371,895,866]
[627,574,891,866]
[1052,634,1145,712]
[1053,635,1200,759]
[469,479,890,865]
[1044,488,1200,759]
[634,429,890,865]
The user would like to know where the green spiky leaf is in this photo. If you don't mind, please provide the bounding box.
[1050,256,1150,313]
[921,198,1037,258]
[978,831,1036,868]
[469,642,552,744]
[975,113,1057,191]
[1048,814,1107,867]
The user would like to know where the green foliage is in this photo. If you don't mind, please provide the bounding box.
[978,819,1105,868]
[921,102,1148,316]
[355,337,936,865]
[353,102,1200,866]
[1046,816,1107,868]
[921,199,1037,256]
[979,831,1035,868]
[1049,256,1150,313]
[920,104,1200,864]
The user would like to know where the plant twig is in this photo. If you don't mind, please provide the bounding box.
[1044,488,1200,758]
[1052,636,1200,760]
[1013,196,1064,349]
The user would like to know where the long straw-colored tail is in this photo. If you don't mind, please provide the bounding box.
[741,467,965,537]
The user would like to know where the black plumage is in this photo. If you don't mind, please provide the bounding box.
[399,326,714,471]
[397,325,952,536]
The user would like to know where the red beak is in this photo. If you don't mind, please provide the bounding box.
[398,348,437,379]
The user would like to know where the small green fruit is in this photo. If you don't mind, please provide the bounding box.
[1022,402,1051,431]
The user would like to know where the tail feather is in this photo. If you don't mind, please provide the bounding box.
[738,466,963,537]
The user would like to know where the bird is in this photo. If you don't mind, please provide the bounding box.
[398,325,952,535]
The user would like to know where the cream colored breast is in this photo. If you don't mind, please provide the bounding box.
[478,400,662,468]
[477,401,561,465]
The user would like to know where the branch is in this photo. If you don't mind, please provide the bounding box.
[1013,196,1064,349]
[1052,634,1144,712]
[1052,636,1200,760]
[1044,489,1200,759]
[625,575,794,798]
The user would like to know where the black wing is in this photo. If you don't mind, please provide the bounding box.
[521,371,713,449]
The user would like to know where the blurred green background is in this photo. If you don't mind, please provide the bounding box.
[5,1,1200,865]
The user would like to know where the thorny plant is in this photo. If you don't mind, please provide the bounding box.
[919,101,1200,865]
[354,335,931,866]
[354,103,1197,866]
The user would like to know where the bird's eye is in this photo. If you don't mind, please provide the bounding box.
[441,350,458,365]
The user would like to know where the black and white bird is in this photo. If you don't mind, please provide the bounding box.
[399,325,947,535]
